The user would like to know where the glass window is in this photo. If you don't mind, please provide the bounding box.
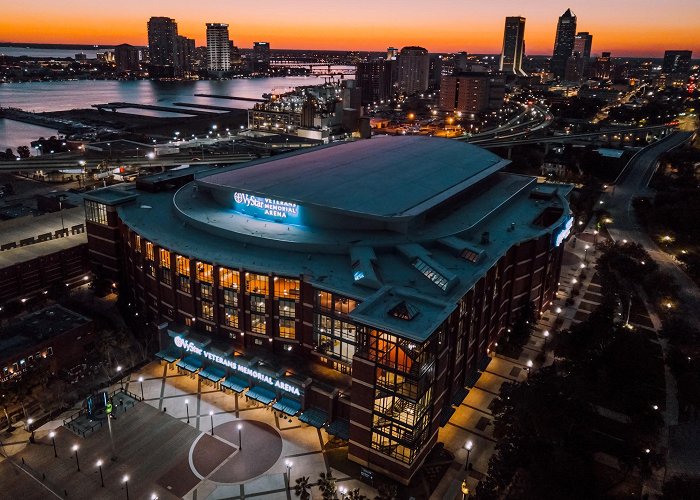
[274,277,300,299]
[250,294,266,313]
[313,314,357,365]
[223,289,238,307]
[219,267,240,290]
[85,200,108,225]
[316,291,332,312]
[197,262,213,283]
[224,306,238,328]
[159,249,171,270]
[134,234,142,253]
[178,275,191,293]
[334,296,357,315]
[199,301,214,321]
[176,256,190,276]
[246,273,269,296]
[200,283,213,300]
[251,313,266,334]
[145,241,155,261]
[279,318,295,339]
[279,299,295,318]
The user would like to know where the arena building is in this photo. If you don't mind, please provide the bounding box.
[84,136,573,483]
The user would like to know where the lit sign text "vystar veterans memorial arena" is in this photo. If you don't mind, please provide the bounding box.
[233,192,299,222]
[173,335,301,396]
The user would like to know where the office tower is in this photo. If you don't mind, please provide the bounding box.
[595,52,612,79]
[177,36,195,74]
[114,44,140,72]
[386,47,399,60]
[429,54,443,90]
[251,42,271,72]
[397,46,430,94]
[500,17,527,77]
[662,50,692,74]
[206,23,231,73]
[439,73,505,113]
[573,32,593,79]
[551,9,577,79]
[147,17,179,68]
[356,59,394,104]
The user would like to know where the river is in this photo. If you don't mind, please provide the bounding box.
[0,67,354,152]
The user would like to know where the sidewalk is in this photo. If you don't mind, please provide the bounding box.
[432,225,601,499]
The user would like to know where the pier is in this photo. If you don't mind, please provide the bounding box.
[91,102,218,116]
[193,94,266,103]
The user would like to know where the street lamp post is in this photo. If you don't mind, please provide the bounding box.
[49,431,57,457]
[185,399,190,424]
[116,365,123,391]
[464,440,473,471]
[584,244,590,262]
[138,377,144,401]
[27,418,35,443]
[238,423,242,450]
[209,411,214,436]
[526,360,533,379]
[123,475,130,500]
[72,444,80,471]
[285,460,293,489]
[96,459,104,487]
[543,330,550,350]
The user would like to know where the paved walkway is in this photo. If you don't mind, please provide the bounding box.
[432,230,599,499]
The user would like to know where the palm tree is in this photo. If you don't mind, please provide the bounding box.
[294,476,312,500]
[317,471,338,499]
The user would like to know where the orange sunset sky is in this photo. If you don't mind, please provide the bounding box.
[1,0,698,57]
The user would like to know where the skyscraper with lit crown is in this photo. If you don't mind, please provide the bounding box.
[500,17,527,77]
[551,9,577,79]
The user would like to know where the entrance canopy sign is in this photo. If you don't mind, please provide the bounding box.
[173,335,301,396]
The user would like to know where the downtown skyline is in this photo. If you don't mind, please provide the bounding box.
[1,0,699,57]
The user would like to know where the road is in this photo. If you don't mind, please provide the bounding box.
[604,131,700,325]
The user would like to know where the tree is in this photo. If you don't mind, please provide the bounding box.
[374,484,398,500]
[17,146,30,159]
[294,476,312,500]
[346,489,367,500]
[317,471,338,500]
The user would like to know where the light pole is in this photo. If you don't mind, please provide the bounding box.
[49,431,57,457]
[238,423,242,450]
[123,475,130,500]
[209,411,214,436]
[593,230,598,246]
[555,307,562,327]
[138,377,144,401]
[96,459,104,487]
[285,460,293,489]
[584,244,590,263]
[72,444,80,471]
[117,365,123,391]
[526,360,533,379]
[464,440,473,471]
[185,399,190,423]
[543,330,550,350]
[27,417,35,443]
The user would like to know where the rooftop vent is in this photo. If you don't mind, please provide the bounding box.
[389,301,420,321]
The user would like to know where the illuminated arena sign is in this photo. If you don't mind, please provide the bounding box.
[553,216,574,247]
[173,335,301,396]
[233,192,300,222]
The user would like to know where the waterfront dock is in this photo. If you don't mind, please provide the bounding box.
[193,94,266,102]
[91,102,218,116]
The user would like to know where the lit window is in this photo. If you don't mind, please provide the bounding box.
[246,273,269,296]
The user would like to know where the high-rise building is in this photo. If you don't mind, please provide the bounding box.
[662,50,692,74]
[551,9,577,79]
[386,47,399,61]
[114,44,141,72]
[251,42,271,73]
[206,23,231,73]
[500,16,527,77]
[177,36,195,74]
[397,46,430,94]
[356,59,394,105]
[439,73,505,114]
[147,16,179,75]
[573,32,593,79]
[594,52,612,80]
